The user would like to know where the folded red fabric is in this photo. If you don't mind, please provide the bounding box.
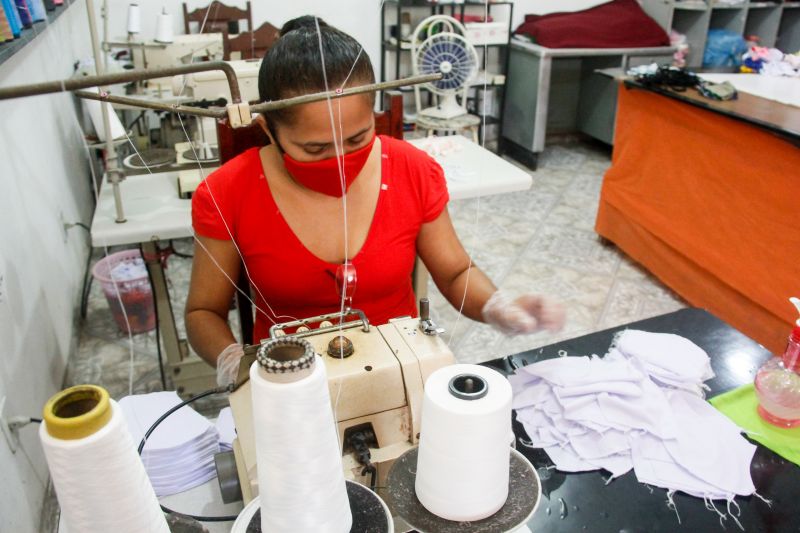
[516,0,669,48]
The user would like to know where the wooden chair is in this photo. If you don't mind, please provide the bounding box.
[227,21,281,61]
[183,1,252,60]
[183,1,252,35]
[216,91,405,344]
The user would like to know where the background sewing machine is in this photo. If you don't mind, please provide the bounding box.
[221,306,455,504]
[171,59,262,197]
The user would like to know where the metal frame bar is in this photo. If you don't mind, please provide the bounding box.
[0,61,244,103]
[0,68,440,121]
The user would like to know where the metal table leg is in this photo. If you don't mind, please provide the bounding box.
[141,241,216,397]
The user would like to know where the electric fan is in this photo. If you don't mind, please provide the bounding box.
[412,16,479,121]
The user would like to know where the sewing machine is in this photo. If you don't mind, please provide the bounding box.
[130,33,225,72]
[223,305,455,504]
[171,59,261,197]
[174,59,262,104]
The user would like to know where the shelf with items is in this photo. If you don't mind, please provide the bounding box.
[0,1,75,68]
[380,0,514,146]
[642,0,800,68]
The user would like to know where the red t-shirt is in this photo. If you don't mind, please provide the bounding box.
[192,135,449,342]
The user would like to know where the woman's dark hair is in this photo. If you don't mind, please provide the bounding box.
[258,16,375,127]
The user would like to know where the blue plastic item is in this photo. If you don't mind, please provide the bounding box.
[703,29,748,68]
[2,0,22,36]
[14,0,31,27]
[27,0,44,22]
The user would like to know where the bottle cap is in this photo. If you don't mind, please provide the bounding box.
[791,297,800,342]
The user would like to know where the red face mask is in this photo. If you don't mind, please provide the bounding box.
[282,135,376,197]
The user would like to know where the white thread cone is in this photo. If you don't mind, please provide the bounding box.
[40,400,169,533]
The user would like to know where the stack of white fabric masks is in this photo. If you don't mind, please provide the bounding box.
[510,330,757,516]
[119,392,221,497]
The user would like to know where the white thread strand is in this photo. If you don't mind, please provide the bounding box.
[312,17,355,444]
[250,360,352,532]
[40,401,169,533]
[447,1,489,347]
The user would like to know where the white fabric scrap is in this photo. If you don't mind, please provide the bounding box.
[512,330,755,501]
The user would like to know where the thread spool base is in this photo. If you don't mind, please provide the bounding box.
[386,447,541,533]
[232,480,393,533]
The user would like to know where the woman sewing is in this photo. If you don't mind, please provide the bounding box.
[185,16,565,386]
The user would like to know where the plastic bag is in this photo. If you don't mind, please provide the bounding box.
[703,29,748,68]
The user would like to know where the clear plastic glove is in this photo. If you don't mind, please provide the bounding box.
[481,290,566,336]
[216,343,245,387]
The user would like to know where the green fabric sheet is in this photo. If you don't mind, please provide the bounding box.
[710,384,800,467]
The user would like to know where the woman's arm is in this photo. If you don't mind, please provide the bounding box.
[418,208,566,334]
[416,208,496,321]
[185,235,241,366]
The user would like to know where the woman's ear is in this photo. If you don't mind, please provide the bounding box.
[254,115,277,145]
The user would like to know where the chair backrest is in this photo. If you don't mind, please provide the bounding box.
[228,21,281,61]
[216,91,405,344]
[183,1,252,34]
[183,1,253,60]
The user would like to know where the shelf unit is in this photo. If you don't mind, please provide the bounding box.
[642,0,800,67]
[0,0,76,68]
[379,0,514,142]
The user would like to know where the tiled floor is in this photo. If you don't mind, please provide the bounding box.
[65,139,686,397]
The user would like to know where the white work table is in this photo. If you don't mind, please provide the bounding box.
[408,134,532,200]
[91,170,193,248]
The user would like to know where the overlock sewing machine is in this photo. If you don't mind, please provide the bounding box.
[216,301,455,504]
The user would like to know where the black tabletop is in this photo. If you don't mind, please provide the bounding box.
[483,308,799,533]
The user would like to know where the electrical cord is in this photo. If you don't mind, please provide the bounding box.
[65,222,91,232]
[346,429,378,492]
[137,384,239,522]
[7,416,42,430]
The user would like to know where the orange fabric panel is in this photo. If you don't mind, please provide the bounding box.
[597,87,800,353]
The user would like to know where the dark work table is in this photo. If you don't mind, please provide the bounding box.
[483,308,799,533]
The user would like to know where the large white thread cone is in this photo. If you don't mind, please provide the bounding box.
[415,364,512,521]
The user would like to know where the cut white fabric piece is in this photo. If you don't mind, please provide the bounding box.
[630,431,729,500]
[614,330,715,388]
[544,444,598,473]
[663,391,756,497]
[511,330,755,503]
[519,354,645,388]
[570,429,629,460]
[587,452,633,479]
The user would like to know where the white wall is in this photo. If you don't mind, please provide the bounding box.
[0,2,94,531]
[103,0,385,75]
[100,1,531,81]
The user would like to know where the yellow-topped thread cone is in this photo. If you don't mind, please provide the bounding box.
[42,385,112,440]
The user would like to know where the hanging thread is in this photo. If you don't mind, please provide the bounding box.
[39,385,169,533]
[247,338,352,532]
[415,364,512,521]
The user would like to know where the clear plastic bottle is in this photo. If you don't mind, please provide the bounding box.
[754,298,800,428]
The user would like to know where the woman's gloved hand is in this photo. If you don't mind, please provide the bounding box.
[216,343,245,387]
[481,290,566,336]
